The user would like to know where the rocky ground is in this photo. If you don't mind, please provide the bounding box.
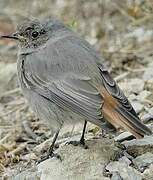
[1,0,153,179]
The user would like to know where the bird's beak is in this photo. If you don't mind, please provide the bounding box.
[1,33,27,41]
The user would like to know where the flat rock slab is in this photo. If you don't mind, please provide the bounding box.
[143,61,153,81]
[122,136,153,156]
[118,156,131,165]
[111,172,123,180]
[106,161,142,180]
[133,152,153,171]
[142,164,153,180]
[114,132,134,142]
[12,138,120,180]
[11,168,40,180]
[131,102,144,114]
[141,113,153,123]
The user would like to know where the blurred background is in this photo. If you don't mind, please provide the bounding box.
[1,0,153,179]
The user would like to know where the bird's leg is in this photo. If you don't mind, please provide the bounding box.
[79,120,87,145]
[66,120,88,149]
[37,130,61,164]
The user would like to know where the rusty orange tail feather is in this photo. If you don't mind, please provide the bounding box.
[100,88,151,138]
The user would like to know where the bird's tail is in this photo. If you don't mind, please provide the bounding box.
[100,88,152,138]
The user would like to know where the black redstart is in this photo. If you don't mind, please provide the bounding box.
[2,19,152,161]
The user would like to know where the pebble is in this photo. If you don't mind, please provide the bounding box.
[141,113,153,123]
[122,136,153,156]
[119,78,145,95]
[106,161,142,180]
[143,62,153,81]
[136,90,151,103]
[133,152,153,172]
[148,107,153,116]
[131,102,144,114]
[111,172,123,180]
[21,153,37,161]
[118,156,131,166]
[142,164,153,179]
[114,132,134,142]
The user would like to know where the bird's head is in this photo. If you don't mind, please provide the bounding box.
[1,20,49,50]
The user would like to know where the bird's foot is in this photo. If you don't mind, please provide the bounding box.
[66,140,88,149]
[36,151,62,164]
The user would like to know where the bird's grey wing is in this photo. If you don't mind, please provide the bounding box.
[75,37,140,117]
[24,71,115,132]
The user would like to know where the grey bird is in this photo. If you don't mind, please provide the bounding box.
[2,19,152,161]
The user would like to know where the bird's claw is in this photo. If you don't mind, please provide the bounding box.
[36,152,62,164]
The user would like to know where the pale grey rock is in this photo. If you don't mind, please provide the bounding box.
[143,62,153,81]
[123,151,134,161]
[118,156,131,166]
[133,152,153,171]
[13,138,120,180]
[148,107,153,116]
[21,153,38,161]
[118,79,144,96]
[106,161,142,180]
[131,102,144,114]
[124,28,153,43]
[12,168,40,180]
[147,123,153,132]
[141,113,153,123]
[111,172,123,180]
[122,136,153,156]
[114,132,133,142]
[142,164,153,180]
[136,90,151,103]
[0,103,4,112]
[129,94,137,101]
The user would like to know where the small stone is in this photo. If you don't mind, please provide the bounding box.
[106,161,142,180]
[12,168,40,180]
[141,113,153,123]
[147,123,153,132]
[136,90,151,103]
[142,164,153,180]
[148,108,153,116]
[114,132,134,142]
[118,156,131,166]
[129,94,137,101]
[119,78,144,95]
[143,62,153,81]
[123,151,134,161]
[122,136,153,156]
[111,172,123,180]
[133,152,153,171]
[131,102,144,114]
[22,153,37,161]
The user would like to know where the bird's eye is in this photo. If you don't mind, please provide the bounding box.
[31,31,39,38]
